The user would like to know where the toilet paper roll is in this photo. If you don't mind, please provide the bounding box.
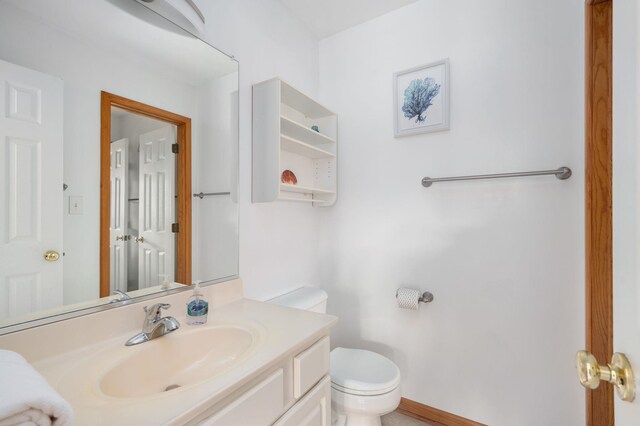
[396,288,421,310]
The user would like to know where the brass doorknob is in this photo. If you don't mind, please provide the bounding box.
[44,250,60,262]
[135,236,144,243]
[116,235,124,241]
[576,350,635,402]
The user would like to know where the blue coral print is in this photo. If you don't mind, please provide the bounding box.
[402,77,440,123]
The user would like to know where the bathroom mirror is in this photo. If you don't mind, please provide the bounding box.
[0,0,239,331]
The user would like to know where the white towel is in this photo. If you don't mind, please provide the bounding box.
[0,350,73,426]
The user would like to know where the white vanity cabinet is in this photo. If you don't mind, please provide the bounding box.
[252,78,337,206]
[0,284,338,425]
[274,377,331,426]
[198,369,286,425]
[194,335,331,426]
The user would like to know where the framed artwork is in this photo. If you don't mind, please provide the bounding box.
[393,58,449,137]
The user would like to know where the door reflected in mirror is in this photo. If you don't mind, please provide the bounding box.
[0,59,65,318]
[102,92,195,300]
[109,105,184,295]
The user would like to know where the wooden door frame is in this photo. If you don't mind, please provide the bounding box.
[585,0,613,425]
[100,91,192,297]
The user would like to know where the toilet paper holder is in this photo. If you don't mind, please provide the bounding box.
[419,291,434,303]
[395,289,434,304]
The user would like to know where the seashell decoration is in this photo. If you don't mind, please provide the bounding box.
[281,169,298,185]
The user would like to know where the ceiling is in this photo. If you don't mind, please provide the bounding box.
[278,0,420,39]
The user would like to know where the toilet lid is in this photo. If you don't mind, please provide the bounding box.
[330,347,401,396]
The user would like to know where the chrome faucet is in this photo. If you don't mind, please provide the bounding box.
[125,303,180,346]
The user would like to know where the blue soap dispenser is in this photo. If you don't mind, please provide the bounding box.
[186,281,208,325]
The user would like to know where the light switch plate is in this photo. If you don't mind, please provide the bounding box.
[69,196,83,215]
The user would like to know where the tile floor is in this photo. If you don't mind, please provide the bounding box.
[381,411,431,425]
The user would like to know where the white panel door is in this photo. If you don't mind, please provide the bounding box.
[110,138,128,293]
[137,126,175,288]
[0,59,63,320]
[613,0,640,422]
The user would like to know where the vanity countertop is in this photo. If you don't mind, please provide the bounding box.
[24,297,336,425]
[34,299,337,425]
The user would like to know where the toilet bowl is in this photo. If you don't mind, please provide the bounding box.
[330,347,401,426]
[269,287,402,426]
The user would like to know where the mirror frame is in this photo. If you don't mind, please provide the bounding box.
[100,91,192,296]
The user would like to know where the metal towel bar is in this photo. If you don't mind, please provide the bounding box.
[193,192,231,199]
[421,167,572,188]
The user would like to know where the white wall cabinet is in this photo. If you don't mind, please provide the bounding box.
[193,335,331,426]
[252,78,337,206]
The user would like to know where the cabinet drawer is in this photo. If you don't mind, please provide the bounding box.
[293,336,330,399]
[274,376,331,426]
[200,369,285,426]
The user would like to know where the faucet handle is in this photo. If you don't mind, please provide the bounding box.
[110,289,131,303]
[144,303,171,320]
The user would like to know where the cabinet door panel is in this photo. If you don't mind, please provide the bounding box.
[294,336,330,398]
[200,369,284,426]
[274,376,331,426]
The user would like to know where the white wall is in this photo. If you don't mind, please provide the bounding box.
[196,0,323,300]
[317,1,585,424]
[613,0,640,423]
[194,72,239,282]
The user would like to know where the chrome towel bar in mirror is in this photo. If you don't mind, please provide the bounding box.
[193,192,231,199]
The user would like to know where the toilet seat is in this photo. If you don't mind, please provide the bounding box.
[330,347,401,396]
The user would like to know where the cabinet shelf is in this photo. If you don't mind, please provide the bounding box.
[280,135,335,159]
[280,116,335,146]
[280,184,335,196]
[281,81,335,118]
[276,197,329,204]
[253,78,337,206]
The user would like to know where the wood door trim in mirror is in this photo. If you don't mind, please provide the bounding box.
[585,0,613,425]
[100,91,192,297]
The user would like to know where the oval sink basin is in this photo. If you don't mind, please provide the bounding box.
[100,325,255,398]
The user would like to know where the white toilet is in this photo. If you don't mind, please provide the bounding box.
[270,287,402,426]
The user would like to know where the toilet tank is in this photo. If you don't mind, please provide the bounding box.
[268,287,328,313]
